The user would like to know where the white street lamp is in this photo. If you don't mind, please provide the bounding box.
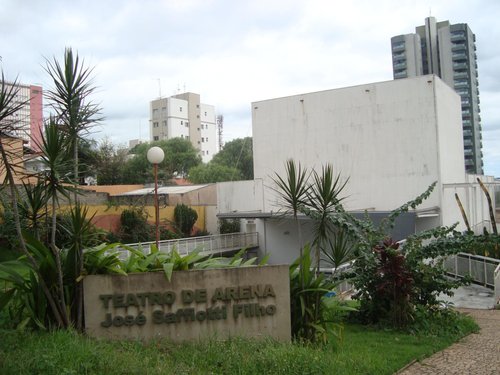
[147,146,165,249]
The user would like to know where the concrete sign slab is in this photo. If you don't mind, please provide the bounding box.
[83,265,291,342]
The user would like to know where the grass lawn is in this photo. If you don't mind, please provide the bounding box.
[0,314,478,375]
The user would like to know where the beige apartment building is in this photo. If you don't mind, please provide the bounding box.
[149,92,217,163]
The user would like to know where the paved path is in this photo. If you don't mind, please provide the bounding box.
[398,308,500,375]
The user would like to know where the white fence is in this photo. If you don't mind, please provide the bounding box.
[118,232,259,258]
[444,252,500,289]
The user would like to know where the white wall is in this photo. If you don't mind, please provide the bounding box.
[252,76,467,214]
[200,104,217,162]
[216,179,265,214]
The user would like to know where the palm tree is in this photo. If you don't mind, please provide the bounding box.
[45,48,101,194]
[272,160,310,260]
[0,73,66,327]
[307,164,348,270]
[39,118,74,327]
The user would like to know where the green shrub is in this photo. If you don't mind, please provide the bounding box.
[219,218,241,234]
[118,207,153,243]
[173,204,198,237]
[289,245,353,343]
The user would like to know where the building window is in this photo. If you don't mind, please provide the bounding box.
[201,137,205,142]
[204,111,207,116]
[181,120,183,125]
[162,121,167,127]
[153,122,159,128]
[179,107,183,112]
[206,137,208,142]
[153,136,159,141]
[181,135,184,139]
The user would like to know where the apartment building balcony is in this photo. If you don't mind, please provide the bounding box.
[452,52,467,60]
[454,81,469,89]
[392,43,405,52]
[452,43,466,52]
[451,33,466,42]
[454,71,469,80]
[392,52,405,60]
[453,62,468,70]
[394,70,407,79]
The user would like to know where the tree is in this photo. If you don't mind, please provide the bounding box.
[174,204,198,237]
[189,163,243,184]
[123,138,201,184]
[45,48,102,190]
[0,73,66,327]
[212,137,253,180]
[94,139,128,185]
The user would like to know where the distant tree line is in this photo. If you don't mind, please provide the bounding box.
[82,136,253,185]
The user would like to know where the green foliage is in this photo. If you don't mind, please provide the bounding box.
[456,231,500,259]
[219,218,241,234]
[346,184,472,329]
[351,238,414,327]
[174,204,198,237]
[94,139,129,185]
[289,245,349,343]
[212,137,254,180]
[45,47,101,188]
[123,139,201,184]
[188,163,243,183]
[0,313,478,375]
[118,207,154,243]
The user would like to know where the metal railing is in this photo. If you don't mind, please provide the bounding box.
[495,263,500,305]
[444,252,500,289]
[118,232,259,258]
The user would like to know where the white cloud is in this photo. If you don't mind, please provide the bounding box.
[1,0,499,175]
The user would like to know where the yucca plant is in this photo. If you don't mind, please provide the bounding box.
[289,244,345,343]
[45,48,102,194]
[0,73,65,328]
[307,164,348,270]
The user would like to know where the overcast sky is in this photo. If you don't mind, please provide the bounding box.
[1,0,499,176]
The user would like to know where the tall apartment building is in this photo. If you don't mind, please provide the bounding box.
[1,82,43,151]
[150,92,217,163]
[391,17,482,174]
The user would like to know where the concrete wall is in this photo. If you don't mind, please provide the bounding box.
[83,266,291,342]
[252,76,457,213]
[205,205,218,234]
[56,204,207,236]
[217,179,265,214]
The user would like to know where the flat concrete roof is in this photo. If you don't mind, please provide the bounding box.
[116,184,211,196]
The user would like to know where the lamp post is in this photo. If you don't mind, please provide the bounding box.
[147,146,165,250]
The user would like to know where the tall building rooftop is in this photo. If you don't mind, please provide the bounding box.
[391,17,483,174]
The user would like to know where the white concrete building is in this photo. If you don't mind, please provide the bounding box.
[150,92,217,163]
[216,75,496,264]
